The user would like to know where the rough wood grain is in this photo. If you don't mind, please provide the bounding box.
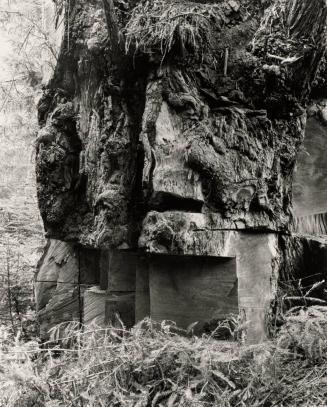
[38,290,80,339]
[36,239,80,338]
[151,102,204,202]
[36,240,101,337]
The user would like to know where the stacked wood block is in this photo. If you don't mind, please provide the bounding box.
[105,251,136,327]
[36,241,101,338]
[135,256,150,322]
[84,250,137,328]
[83,286,111,327]
[147,255,238,333]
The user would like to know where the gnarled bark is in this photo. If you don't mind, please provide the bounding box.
[36,0,327,247]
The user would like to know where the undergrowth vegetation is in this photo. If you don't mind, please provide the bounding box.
[124,0,224,62]
[1,308,327,406]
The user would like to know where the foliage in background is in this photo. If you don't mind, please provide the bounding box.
[0,0,58,339]
[0,0,59,112]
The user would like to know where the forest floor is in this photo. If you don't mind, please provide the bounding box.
[0,307,327,407]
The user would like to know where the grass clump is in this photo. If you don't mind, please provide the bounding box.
[277,306,327,362]
[1,311,327,406]
[124,0,225,62]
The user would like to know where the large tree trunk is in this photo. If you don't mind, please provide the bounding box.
[35,0,327,340]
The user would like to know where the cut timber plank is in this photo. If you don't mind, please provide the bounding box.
[36,240,80,339]
[293,117,327,217]
[108,250,137,292]
[135,256,150,322]
[99,250,110,290]
[83,286,111,326]
[78,247,100,284]
[148,255,238,331]
[38,289,80,338]
[140,212,281,343]
[105,293,135,328]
